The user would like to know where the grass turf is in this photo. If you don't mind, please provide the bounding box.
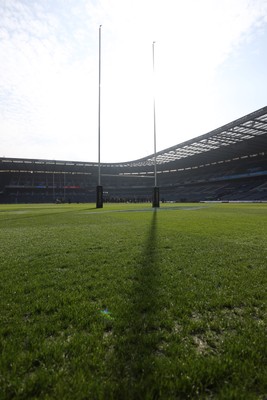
[0,202,266,399]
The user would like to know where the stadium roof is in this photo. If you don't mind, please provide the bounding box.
[1,106,267,171]
[125,105,267,168]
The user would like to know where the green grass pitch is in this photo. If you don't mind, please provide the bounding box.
[0,202,266,399]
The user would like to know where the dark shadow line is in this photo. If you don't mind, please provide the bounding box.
[111,209,161,398]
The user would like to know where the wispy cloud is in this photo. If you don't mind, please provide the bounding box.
[0,0,98,160]
[0,0,267,161]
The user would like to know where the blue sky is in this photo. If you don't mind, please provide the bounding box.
[1,0,267,163]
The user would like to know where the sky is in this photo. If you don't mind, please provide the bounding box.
[1,0,267,163]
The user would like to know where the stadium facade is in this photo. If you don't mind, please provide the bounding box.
[1,106,267,204]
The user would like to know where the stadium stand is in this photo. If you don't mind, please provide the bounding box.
[1,106,267,203]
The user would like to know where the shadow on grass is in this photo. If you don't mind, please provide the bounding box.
[111,209,162,398]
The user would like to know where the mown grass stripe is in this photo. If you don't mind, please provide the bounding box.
[0,203,266,399]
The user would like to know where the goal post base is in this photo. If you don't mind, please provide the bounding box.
[152,187,160,208]
[96,185,103,208]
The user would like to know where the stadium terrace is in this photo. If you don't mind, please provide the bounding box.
[1,106,267,204]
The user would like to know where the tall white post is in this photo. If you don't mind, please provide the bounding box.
[96,25,103,208]
[152,41,159,207]
[98,24,102,187]
[153,41,157,188]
